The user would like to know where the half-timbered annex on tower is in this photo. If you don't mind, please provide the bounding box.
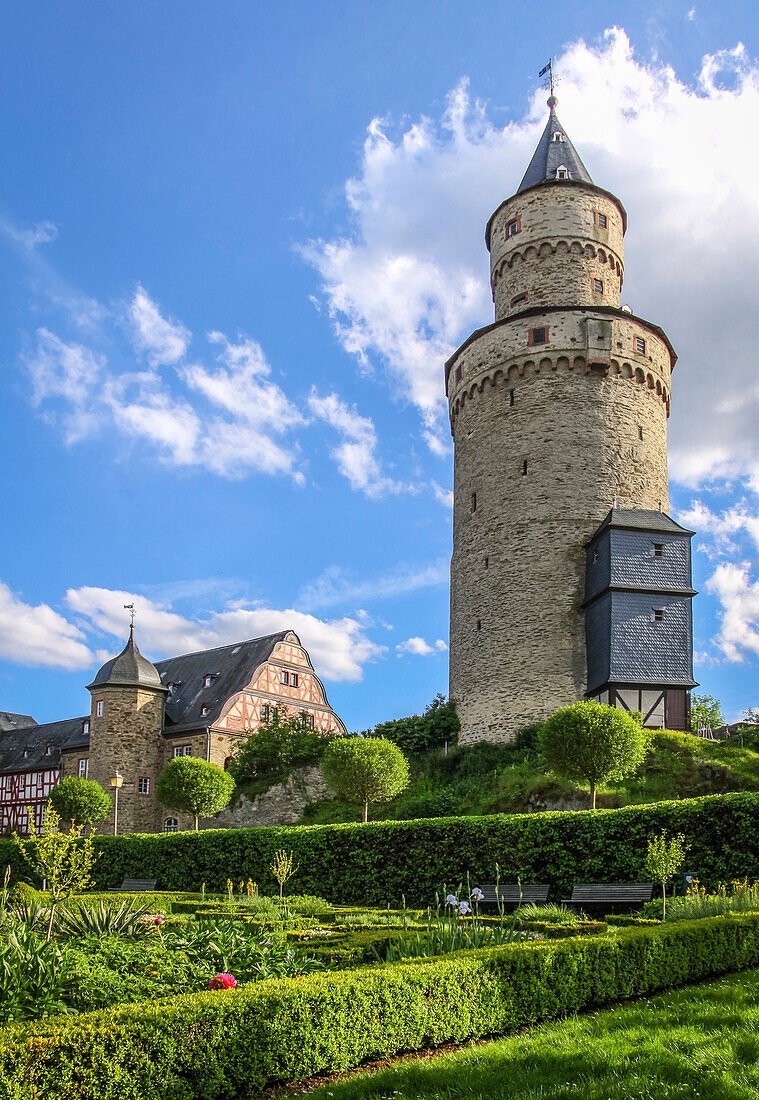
[0,629,346,835]
[447,92,696,744]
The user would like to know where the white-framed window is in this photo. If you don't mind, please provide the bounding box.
[82,719,90,736]
[137,776,151,795]
[507,218,519,237]
[78,758,89,778]
[173,744,192,758]
[261,704,270,722]
[95,699,104,718]
[200,705,209,717]
[203,675,213,688]
[555,165,569,179]
[635,336,646,354]
[305,714,314,730]
[163,818,178,833]
[291,673,299,688]
[280,671,289,686]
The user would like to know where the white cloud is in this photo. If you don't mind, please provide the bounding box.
[65,586,385,682]
[678,500,759,557]
[299,558,449,610]
[305,31,759,482]
[396,636,448,657]
[24,328,104,442]
[0,583,92,670]
[6,220,59,249]
[308,389,409,498]
[129,285,190,366]
[431,481,453,509]
[705,562,759,662]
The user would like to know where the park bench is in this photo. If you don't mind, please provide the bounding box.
[477,884,550,909]
[561,882,654,913]
[109,878,158,892]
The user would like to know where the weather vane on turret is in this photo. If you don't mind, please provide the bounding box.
[124,603,136,630]
[539,58,558,106]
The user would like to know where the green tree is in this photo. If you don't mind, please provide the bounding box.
[690,693,725,733]
[14,805,99,941]
[644,829,689,919]
[320,737,410,822]
[539,701,648,809]
[48,777,112,831]
[156,757,235,830]
[741,707,759,726]
[368,695,459,756]
[230,710,334,786]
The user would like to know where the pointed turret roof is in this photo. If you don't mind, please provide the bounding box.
[517,96,593,193]
[87,626,167,692]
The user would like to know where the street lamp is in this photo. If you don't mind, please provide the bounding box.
[110,771,123,835]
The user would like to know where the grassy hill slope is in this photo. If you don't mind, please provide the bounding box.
[299,728,759,824]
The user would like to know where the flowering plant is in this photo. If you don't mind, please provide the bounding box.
[208,972,237,990]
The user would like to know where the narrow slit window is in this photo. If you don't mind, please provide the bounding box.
[510,292,528,307]
[476,619,481,631]
[455,365,462,383]
[592,548,599,564]
[509,389,515,407]
[522,460,528,475]
[638,426,644,441]
[484,556,489,569]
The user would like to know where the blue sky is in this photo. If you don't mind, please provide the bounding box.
[1,1,758,731]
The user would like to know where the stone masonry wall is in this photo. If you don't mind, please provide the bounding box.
[202,766,328,830]
[87,686,166,835]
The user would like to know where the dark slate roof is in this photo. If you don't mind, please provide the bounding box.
[87,627,166,692]
[0,712,36,733]
[0,716,89,775]
[517,100,593,193]
[589,509,696,543]
[155,631,293,732]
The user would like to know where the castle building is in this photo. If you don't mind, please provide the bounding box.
[447,97,697,743]
[0,629,346,835]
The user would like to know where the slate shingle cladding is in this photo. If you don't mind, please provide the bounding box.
[585,509,696,695]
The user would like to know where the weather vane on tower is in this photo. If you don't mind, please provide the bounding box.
[124,603,136,630]
[539,58,558,104]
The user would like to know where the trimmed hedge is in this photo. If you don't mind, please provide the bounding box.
[2,914,759,1099]
[5,792,759,905]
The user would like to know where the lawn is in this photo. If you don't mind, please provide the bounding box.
[303,968,759,1100]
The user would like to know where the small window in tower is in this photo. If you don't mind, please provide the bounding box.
[593,278,604,294]
[636,336,647,355]
[471,492,477,512]
[530,327,547,346]
[595,212,608,229]
[555,165,569,179]
[523,460,528,475]
[638,426,644,441]
[592,547,599,564]
[95,699,103,718]
[509,388,515,407]
[552,131,565,142]
[280,670,290,686]
[164,817,178,833]
[507,219,519,237]
[654,543,664,557]
[200,705,209,718]
[138,776,151,795]
[455,365,462,383]
[654,608,665,622]
[511,292,528,307]
[291,673,299,688]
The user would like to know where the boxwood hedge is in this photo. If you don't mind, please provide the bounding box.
[2,914,759,1100]
[4,791,759,905]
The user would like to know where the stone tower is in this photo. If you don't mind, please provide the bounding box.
[86,627,168,833]
[447,97,688,744]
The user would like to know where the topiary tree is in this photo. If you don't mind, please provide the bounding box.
[644,829,689,920]
[156,757,235,831]
[48,777,112,831]
[320,737,410,822]
[538,700,649,809]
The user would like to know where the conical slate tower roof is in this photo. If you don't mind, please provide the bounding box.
[87,626,166,691]
[517,97,593,193]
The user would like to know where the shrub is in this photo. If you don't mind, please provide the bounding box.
[229,711,335,788]
[4,791,759,906]
[513,902,581,926]
[3,914,759,1097]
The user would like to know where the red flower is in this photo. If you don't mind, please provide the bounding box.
[208,973,237,990]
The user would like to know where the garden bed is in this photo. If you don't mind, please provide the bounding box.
[3,913,759,1100]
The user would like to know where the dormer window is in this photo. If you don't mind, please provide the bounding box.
[200,705,209,718]
[555,165,570,179]
[45,744,52,756]
[203,675,214,688]
[82,719,89,736]
[552,132,565,142]
[166,683,176,696]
